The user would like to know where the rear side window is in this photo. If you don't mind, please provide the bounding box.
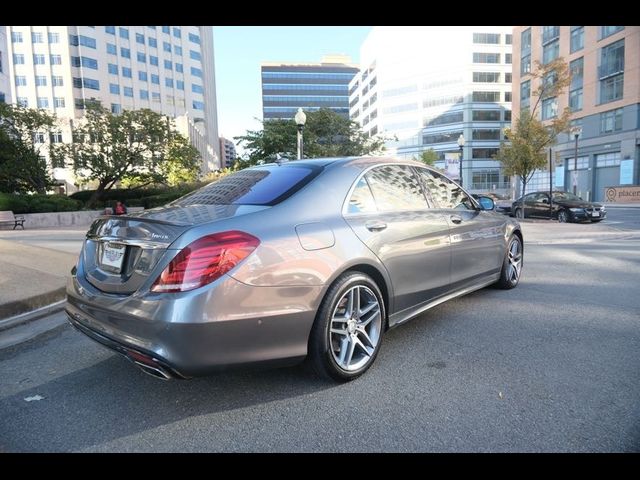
[172,166,320,207]
[415,167,475,210]
[348,177,377,214]
[365,165,428,212]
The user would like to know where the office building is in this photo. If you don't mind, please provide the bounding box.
[3,25,220,191]
[219,136,236,168]
[0,28,11,103]
[261,54,358,120]
[349,26,514,193]
[513,26,640,201]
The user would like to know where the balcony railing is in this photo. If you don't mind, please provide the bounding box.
[599,58,625,79]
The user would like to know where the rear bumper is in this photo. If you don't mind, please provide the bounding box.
[66,270,322,378]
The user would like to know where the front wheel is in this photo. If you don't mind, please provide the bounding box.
[496,234,523,289]
[514,208,523,219]
[558,210,569,223]
[308,272,385,382]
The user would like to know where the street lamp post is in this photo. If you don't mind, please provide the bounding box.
[295,108,307,160]
[572,126,582,195]
[457,134,465,187]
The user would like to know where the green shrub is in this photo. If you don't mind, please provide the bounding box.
[0,193,81,214]
[70,183,204,209]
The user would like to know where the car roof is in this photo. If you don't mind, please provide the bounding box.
[259,156,426,170]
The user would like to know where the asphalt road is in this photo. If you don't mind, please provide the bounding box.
[1,213,639,452]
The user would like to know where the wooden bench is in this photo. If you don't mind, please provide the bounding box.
[0,211,26,230]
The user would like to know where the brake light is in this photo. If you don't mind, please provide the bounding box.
[151,231,260,293]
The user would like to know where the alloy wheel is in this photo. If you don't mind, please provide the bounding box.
[329,285,382,372]
[507,237,523,284]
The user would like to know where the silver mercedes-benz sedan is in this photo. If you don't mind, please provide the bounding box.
[66,157,523,382]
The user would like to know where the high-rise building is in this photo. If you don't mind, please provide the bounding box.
[261,54,358,120]
[512,26,640,201]
[349,26,514,193]
[0,27,11,104]
[219,136,236,167]
[3,26,220,191]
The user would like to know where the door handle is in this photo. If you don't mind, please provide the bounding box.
[449,215,463,224]
[365,221,387,231]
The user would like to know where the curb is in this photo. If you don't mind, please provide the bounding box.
[0,298,67,332]
[0,287,66,321]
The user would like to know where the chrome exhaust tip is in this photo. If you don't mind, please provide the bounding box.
[132,360,172,380]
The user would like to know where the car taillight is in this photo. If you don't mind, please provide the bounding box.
[150,231,260,293]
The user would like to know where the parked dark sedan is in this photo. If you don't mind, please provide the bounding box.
[66,157,523,382]
[511,191,606,223]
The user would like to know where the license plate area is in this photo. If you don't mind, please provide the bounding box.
[591,211,600,217]
[100,242,126,273]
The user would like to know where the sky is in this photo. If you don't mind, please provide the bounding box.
[212,26,372,151]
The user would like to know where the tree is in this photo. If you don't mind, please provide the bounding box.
[52,101,200,206]
[0,103,57,193]
[235,108,387,165]
[495,58,572,218]
[413,148,438,166]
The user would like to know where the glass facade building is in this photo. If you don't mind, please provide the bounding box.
[261,55,358,120]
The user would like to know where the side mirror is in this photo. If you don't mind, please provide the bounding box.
[477,196,495,211]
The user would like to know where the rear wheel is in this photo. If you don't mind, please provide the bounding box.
[514,208,523,219]
[496,235,523,289]
[308,272,385,382]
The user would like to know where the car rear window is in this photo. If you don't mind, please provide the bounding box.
[172,165,321,207]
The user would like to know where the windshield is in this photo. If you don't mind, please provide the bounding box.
[172,165,321,207]
[552,192,583,202]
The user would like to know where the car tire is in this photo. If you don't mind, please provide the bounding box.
[496,234,523,290]
[308,271,385,382]
[514,208,523,219]
[558,210,568,223]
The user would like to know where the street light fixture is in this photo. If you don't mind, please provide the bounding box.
[457,133,465,186]
[295,108,307,160]
[572,126,582,195]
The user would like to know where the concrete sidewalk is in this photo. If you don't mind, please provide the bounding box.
[0,228,86,320]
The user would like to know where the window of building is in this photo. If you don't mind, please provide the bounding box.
[192,84,204,94]
[119,27,129,39]
[570,57,584,89]
[423,131,463,145]
[148,37,157,48]
[190,50,201,61]
[48,32,59,43]
[473,33,500,44]
[31,32,43,43]
[78,35,96,49]
[50,55,62,65]
[17,97,28,107]
[600,74,624,103]
[50,132,63,143]
[505,92,512,102]
[173,27,181,38]
[472,110,501,121]
[54,97,65,108]
[177,80,184,90]
[123,87,133,97]
[600,108,623,133]
[569,88,583,112]
[109,83,120,94]
[120,47,131,59]
[542,40,559,64]
[74,99,85,110]
[505,34,512,45]
[521,54,531,75]
[520,80,531,109]
[174,46,182,56]
[191,66,203,77]
[599,26,624,40]
[107,63,117,74]
[137,52,146,63]
[595,152,621,167]
[35,75,47,86]
[175,63,183,73]
[473,52,500,63]
[542,26,560,44]
[162,26,170,34]
[151,74,159,84]
[11,31,23,43]
[192,100,204,110]
[470,169,509,190]
[472,129,501,140]
[122,66,132,78]
[505,53,512,65]
[505,72,512,83]
[567,157,588,171]
[15,76,27,86]
[189,33,201,44]
[33,54,46,65]
[52,76,63,86]
[150,55,158,66]
[472,148,499,159]
[140,90,149,100]
[33,132,45,143]
[37,97,49,108]
[71,56,97,69]
[152,92,161,102]
[136,33,145,44]
[107,43,117,55]
[165,78,174,88]
[164,59,172,70]
[105,26,115,35]
[139,71,148,81]
[521,28,531,52]
[473,72,500,83]
[472,91,500,102]
[542,97,558,119]
[13,54,25,64]
[570,26,584,53]
[504,110,512,121]
[111,103,121,114]
[163,41,171,53]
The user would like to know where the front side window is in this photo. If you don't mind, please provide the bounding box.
[416,168,475,210]
[365,165,428,212]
